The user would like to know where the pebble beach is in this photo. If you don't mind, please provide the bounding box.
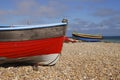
[0,42,120,80]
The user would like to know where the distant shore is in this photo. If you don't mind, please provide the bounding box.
[0,42,120,80]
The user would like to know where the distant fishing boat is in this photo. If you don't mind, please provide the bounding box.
[72,32,103,42]
[0,19,68,65]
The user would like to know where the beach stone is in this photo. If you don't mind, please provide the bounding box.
[0,42,119,80]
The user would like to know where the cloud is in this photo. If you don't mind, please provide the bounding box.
[84,0,104,2]
[15,0,67,17]
[0,10,7,15]
[67,16,120,36]
[115,27,120,29]
[69,18,109,32]
[72,16,120,31]
[101,16,120,28]
[73,18,90,26]
[0,0,68,24]
[63,0,105,2]
[93,8,120,17]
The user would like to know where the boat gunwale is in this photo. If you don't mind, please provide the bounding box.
[0,23,67,31]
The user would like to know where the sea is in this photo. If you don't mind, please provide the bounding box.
[102,36,120,43]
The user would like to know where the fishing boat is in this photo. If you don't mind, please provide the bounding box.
[0,19,68,66]
[72,32,103,42]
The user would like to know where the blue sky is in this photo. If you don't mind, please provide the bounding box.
[0,0,120,36]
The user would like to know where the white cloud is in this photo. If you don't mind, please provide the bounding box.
[0,0,68,24]
[93,8,120,17]
[115,27,120,29]
[12,0,67,17]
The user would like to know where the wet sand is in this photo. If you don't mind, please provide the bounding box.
[0,42,120,80]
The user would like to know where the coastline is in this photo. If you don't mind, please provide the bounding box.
[0,42,120,80]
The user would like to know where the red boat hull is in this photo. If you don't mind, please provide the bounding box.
[0,19,68,65]
[0,36,64,59]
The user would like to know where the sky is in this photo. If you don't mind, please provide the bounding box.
[0,0,120,36]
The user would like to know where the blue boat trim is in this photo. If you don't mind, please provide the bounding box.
[79,37,101,42]
[0,23,67,31]
[73,36,101,42]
